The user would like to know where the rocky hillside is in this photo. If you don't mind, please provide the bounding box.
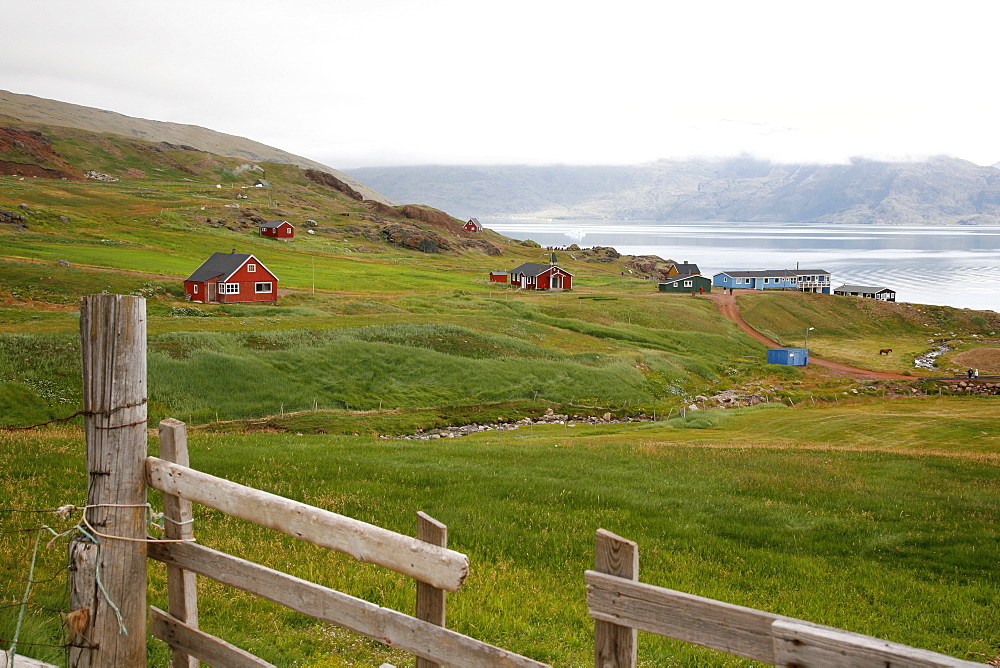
[350,156,1000,225]
[0,89,392,205]
[0,117,507,258]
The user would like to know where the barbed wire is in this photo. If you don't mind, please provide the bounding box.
[0,637,82,649]
[0,399,147,432]
[2,500,200,661]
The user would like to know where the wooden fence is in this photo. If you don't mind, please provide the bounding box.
[64,295,547,667]
[55,294,987,667]
[147,419,547,667]
[587,529,986,667]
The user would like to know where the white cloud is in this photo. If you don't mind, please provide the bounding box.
[4,0,1000,168]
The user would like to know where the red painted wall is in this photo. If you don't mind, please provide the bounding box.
[218,260,278,302]
[261,223,294,238]
[536,267,573,290]
[183,280,211,302]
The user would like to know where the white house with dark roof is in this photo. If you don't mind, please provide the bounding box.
[833,284,896,301]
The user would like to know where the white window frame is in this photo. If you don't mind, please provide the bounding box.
[255,282,273,293]
[247,264,257,273]
[220,283,240,294]
[683,280,693,287]
[193,284,199,294]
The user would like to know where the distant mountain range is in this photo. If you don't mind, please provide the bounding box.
[0,89,392,204]
[349,156,1000,225]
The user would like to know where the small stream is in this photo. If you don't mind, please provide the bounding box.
[913,341,953,370]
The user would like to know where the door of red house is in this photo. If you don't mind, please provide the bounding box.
[207,282,217,302]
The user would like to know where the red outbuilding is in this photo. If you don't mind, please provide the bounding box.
[489,270,508,283]
[183,252,279,304]
[507,253,574,290]
[464,218,483,233]
[259,220,295,239]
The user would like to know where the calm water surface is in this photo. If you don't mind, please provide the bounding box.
[484,220,1000,312]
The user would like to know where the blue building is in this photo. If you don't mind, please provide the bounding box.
[713,269,832,294]
[767,348,809,366]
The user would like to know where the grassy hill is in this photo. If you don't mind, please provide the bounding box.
[2,104,1000,666]
[0,88,391,203]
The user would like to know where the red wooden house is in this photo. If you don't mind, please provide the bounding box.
[183,252,279,304]
[464,218,483,233]
[489,270,508,283]
[507,253,574,290]
[259,220,295,239]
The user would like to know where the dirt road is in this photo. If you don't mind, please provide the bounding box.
[707,291,913,380]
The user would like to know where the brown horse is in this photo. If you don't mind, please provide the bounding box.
[879,348,892,355]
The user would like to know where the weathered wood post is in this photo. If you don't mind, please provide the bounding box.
[415,512,447,668]
[68,294,148,667]
[593,529,638,668]
[158,418,198,668]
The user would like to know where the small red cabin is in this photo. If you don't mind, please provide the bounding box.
[259,220,294,239]
[507,253,574,290]
[183,252,279,304]
[464,218,483,233]
[489,270,508,283]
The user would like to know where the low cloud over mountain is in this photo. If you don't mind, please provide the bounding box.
[350,156,1000,225]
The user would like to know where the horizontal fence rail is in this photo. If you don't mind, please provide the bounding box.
[0,650,59,668]
[770,619,986,667]
[149,540,550,667]
[585,569,985,667]
[145,456,469,591]
[149,607,274,668]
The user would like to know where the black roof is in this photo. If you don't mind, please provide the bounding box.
[834,284,895,293]
[185,252,259,282]
[509,261,575,277]
[671,262,701,274]
[509,262,548,277]
[258,220,292,229]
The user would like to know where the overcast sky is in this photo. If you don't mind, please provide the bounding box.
[4,0,999,169]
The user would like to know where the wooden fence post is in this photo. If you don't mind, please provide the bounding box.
[594,529,638,668]
[69,294,148,667]
[415,512,447,668]
[158,418,199,668]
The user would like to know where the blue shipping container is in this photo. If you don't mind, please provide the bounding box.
[767,348,809,366]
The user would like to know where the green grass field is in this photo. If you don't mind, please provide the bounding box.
[2,399,998,666]
[2,124,1000,666]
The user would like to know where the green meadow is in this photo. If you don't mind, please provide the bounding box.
[2,399,998,666]
[2,127,1000,666]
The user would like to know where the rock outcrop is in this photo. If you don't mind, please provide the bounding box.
[379,223,452,253]
[305,169,365,201]
[0,126,79,179]
[625,255,677,280]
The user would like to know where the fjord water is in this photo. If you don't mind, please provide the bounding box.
[485,220,1000,312]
